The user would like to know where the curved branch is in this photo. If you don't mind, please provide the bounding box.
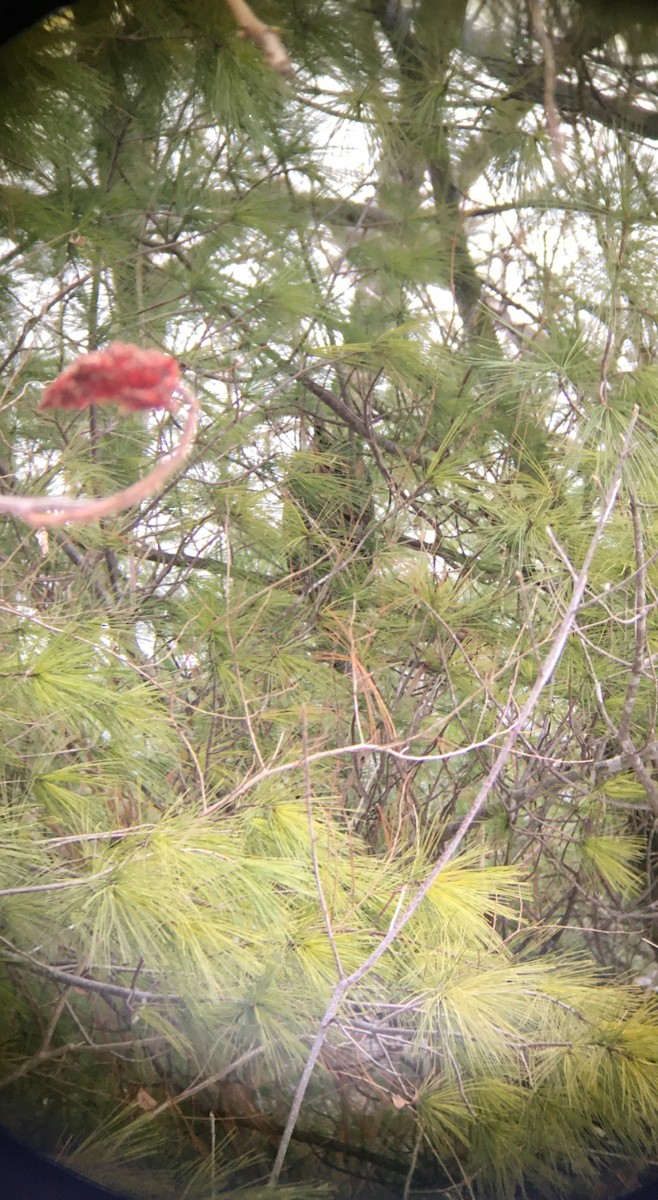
[0,385,199,529]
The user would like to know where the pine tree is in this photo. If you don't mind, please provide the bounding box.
[2,3,658,1198]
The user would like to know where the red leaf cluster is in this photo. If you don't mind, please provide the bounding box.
[39,343,181,413]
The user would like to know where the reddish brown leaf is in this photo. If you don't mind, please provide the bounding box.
[39,342,181,413]
[134,1087,158,1112]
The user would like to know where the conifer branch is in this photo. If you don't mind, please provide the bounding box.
[269,407,639,1186]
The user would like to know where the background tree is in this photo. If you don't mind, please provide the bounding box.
[2,2,658,1197]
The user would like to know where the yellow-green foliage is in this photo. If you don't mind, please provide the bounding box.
[1,628,658,1197]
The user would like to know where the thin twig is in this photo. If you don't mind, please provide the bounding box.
[2,953,180,1003]
[0,1035,169,1091]
[618,492,649,741]
[205,730,509,816]
[528,0,565,174]
[141,1046,264,1121]
[402,1123,424,1200]
[224,517,266,769]
[302,706,343,978]
[565,499,658,815]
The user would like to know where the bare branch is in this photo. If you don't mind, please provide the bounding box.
[528,0,565,174]
[2,953,181,1004]
[0,867,114,896]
